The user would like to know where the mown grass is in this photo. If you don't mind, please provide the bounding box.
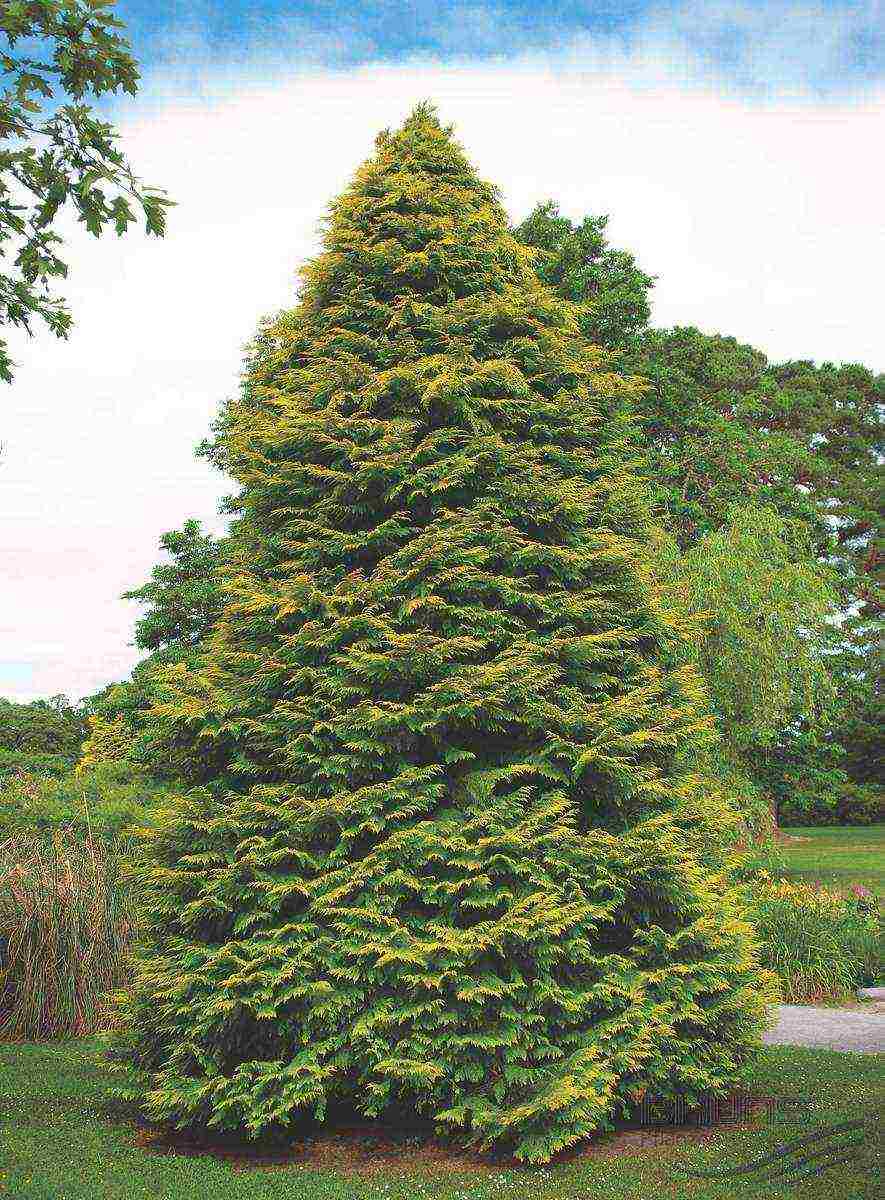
[777,825,885,903]
[0,1038,881,1199]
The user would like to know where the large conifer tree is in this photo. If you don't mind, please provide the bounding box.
[115,106,775,1163]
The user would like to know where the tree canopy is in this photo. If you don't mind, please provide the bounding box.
[122,519,224,654]
[0,693,86,759]
[514,201,654,352]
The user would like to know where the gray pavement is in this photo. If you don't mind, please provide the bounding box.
[762,1004,885,1053]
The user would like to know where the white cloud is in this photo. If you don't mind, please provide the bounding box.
[1,51,882,702]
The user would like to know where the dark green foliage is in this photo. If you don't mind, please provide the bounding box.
[114,107,774,1163]
[81,520,227,780]
[122,520,225,654]
[623,328,826,550]
[764,361,883,619]
[827,610,883,792]
[776,780,883,827]
[0,694,87,760]
[514,201,654,352]
[0,0,173,383]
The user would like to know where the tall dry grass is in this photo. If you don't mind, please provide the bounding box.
[0,826,136,1040]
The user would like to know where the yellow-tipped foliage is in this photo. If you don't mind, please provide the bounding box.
[112,105,776,1162]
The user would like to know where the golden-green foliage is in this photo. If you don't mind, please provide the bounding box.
[113,106,777,1163]
[0,828,135,1039]
[76,713,134,775]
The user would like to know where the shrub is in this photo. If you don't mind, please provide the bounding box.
[0,760,169,842]
[0,748,72,782]
[0,828,136,1039]
[740,876,880,1001]
[0,696,87,759]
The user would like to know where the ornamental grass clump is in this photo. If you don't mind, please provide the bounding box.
[743,877,880,1001]
[0,827,134,1039]
[110,105,777,1163]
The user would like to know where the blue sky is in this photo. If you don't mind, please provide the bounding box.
[114,1,883,94]
[2,0,883,703]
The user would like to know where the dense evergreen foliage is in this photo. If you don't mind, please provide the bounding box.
[112,107,774,1163]
[87,206,880,824]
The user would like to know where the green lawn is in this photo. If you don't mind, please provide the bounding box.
[777,824,885,903]
[0,1038,881,1199]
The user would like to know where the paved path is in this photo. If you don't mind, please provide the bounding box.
[763,1004,885,1053]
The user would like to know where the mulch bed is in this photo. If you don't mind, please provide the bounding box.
[134,1092,776,1175]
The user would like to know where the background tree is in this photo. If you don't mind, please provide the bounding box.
[629,336,883,816]
[0,692,89,804]
[111,107,774,1164]
[82,519,225,777]
[624,328,825,548]
[514,208,883,820]
[763,361,883,613]
[121,519,224,654]
[514,201,653,354]
[829,610,882,790]
[0,0,173,382]
[515,209,881,593]
[654,503,842,831]
[763,362,883,807]
[0,693,86,760]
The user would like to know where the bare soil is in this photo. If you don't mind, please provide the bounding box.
[134,1094,775,1175]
